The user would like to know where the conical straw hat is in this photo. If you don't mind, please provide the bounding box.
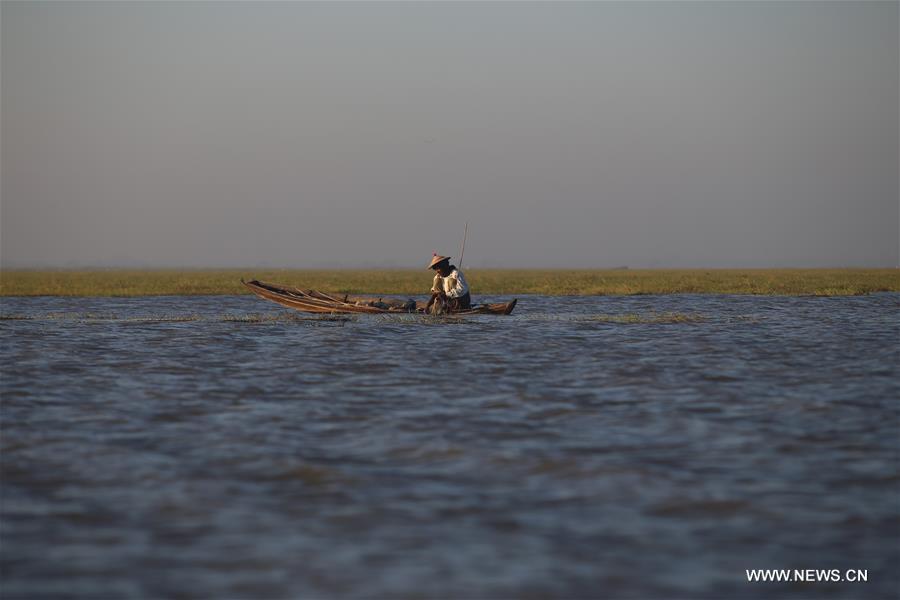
[427,253,451,269]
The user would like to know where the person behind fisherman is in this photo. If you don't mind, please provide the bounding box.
[425,254,471,314]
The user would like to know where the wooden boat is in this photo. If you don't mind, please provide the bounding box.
[242,279,517,315]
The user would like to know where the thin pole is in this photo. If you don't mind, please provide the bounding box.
[458,221,468,269]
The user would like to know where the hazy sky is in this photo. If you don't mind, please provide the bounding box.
[2,1,898,269]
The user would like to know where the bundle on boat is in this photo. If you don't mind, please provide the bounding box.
[241,280,517,315]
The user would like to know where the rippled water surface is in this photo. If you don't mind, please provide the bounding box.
[2,293,898,599]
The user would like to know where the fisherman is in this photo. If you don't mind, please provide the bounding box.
[425,253,471,314]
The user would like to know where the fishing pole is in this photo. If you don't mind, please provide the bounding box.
[458,221,468,269]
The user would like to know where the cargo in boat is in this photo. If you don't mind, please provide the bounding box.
[242,280,517,315]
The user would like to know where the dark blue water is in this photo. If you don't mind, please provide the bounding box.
[2,294,898,599]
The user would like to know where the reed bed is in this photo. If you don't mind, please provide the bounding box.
[1,268,897,297]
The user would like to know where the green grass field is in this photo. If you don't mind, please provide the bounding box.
[1,268,897,297]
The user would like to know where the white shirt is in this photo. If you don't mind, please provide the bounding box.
[432,268,469,298]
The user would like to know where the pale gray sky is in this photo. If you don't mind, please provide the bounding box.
[2,1,897,269]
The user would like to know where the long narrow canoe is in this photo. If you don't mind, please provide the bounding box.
[242,279,517,315]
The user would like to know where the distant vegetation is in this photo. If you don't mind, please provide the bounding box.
[1,268,897,297]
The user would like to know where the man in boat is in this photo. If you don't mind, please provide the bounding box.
[425,254,471,314]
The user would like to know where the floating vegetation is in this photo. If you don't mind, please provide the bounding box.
[0,312,352,324]
[0,311,769,326]
[1,312,193,322]
[581,312,707,324]
[733,315,764,324]
[221,313,354,324]
[119,315,202,323]
[373,313,476,326]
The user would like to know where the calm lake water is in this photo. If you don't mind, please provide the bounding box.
[1,293,898,599]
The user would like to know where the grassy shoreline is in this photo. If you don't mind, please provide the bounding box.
[1,268,897,297]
